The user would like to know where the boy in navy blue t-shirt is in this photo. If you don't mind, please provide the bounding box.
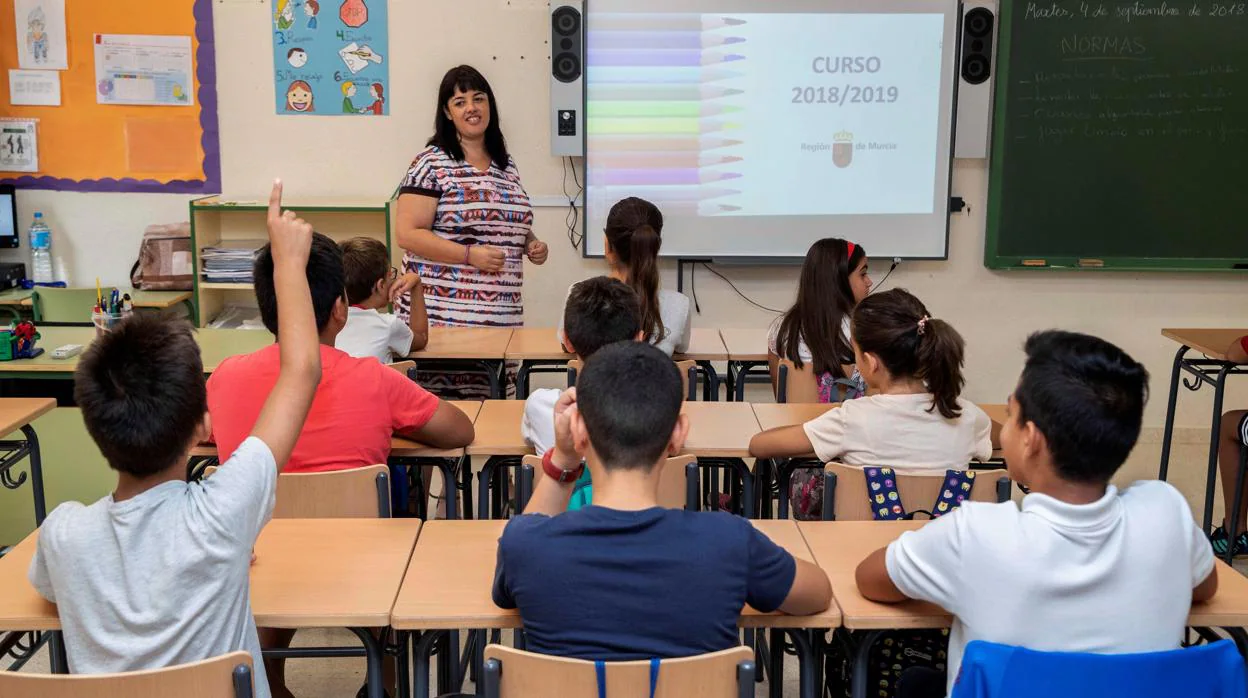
[493,342,833,659]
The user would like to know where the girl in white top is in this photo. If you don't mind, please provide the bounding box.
[558,197,691,356]
[768,238,872,402]
[750,288,992,472]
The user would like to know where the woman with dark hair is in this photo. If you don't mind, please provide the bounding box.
[557,197,691,356]
[396,65,547,397]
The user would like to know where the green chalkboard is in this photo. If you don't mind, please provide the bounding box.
[985,0,1248,270]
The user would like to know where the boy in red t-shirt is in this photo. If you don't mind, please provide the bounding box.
[207,231,473,697]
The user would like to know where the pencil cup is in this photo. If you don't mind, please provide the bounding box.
[92,309,132,336]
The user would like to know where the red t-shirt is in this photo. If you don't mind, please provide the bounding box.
[208,343,440,473]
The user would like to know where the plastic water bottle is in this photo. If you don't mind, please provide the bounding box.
[29,212,53,284]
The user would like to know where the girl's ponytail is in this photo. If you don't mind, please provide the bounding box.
[623,224,664,343]
[914,317,966,419]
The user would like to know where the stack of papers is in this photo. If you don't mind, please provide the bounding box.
[201,240,264,283]
[207,303,267,330]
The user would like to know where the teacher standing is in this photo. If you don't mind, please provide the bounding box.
[396,65,547,397]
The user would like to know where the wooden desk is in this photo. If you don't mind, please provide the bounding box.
[0,288,34,308]
[466,400,530,457]
[751,403,837,431]
[0,327,269,377]
[503,328,572,361]
[0,398,56,525]
[410,328,513,360]
[720,329,769,362]
[390,401,483,458]
[799,519,1248,630]
[0,532,58,632]
[393,519,836,698]
[127,290,194,310]
[1159,328,1248,533]
[674,328,729,361]
[680,402,760,459]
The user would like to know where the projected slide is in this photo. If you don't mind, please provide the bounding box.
[585,3,958,259]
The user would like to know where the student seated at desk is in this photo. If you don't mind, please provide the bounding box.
[522,276,642,509]
[28,181,321,698]
[494,342,832,659]
[749,289,991,472]
[336,236,429,363]
[855,330,1217,697]
[208,231,474,474]
[1211,335,1248,556]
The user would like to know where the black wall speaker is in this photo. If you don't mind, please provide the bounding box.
[551,1,584,156]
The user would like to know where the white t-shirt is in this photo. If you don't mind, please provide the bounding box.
[766,315,853,364]
[521,387,559,457]
[557,283,692,356]
[802,393,992,470]
[29,438,277,698]
[336,306,414,365]
[886,481,1215,695]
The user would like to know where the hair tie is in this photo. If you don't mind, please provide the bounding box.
[917,316,931,336]
[846,241,857,258]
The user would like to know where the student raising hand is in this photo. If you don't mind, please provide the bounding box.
[523,388,585,516]
[267,179,313,266]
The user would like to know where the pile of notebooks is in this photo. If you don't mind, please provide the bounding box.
[200,240,264,284]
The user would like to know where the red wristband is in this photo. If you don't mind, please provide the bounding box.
[1241,335,1248,355]
[542,448,584,484]
[463,245,471,265]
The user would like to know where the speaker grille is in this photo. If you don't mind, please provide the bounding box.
[553,6,580,35]
[554,52,581,83]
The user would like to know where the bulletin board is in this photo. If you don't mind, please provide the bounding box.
[0,0,220,193]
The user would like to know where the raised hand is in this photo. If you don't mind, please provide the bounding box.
[266,179,313,269]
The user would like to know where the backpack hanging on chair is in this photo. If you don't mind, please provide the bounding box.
[829,467,977,698]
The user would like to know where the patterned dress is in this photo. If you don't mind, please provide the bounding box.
[396,145,533,398]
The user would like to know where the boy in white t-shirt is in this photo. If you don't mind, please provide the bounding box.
[522,276,642,509]
[855,330,1218,697]
[336,237,427,364]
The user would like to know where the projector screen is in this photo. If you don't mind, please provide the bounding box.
[583,0,960,260]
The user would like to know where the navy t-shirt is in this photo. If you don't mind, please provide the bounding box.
[492,506,797,660]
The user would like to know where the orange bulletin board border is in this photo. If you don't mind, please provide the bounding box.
[0,0,220,193]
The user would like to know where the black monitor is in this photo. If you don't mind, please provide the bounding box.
[0,186,18,249]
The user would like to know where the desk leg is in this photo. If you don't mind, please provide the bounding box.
[412,631,442,698]
[849,630,884,698]
[789,629,818,698]
[349,628,385,698]
[486,362,502,400]
[392,631,411,698]
[48,631,68,674]
[768,629,785,698]
[20,425,45,526]
[1159,346,1189,481]
[458,455,473,521]
[1202,365,1235,533]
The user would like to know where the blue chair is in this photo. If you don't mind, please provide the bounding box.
[950,640,1246,698]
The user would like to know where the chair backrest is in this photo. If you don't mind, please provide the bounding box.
[824,462,1009,521]
[567,358,695,401]
[481,644,754,698]
[204,463,390,518]
[521,454,696,510]
[35,287,119,325]
[0,651,255,698]
[770,359,823,404]
[950,640,1246,698]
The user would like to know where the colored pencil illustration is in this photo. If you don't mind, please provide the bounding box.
[587,85,744,101]
[587,31,746,50]
[588,102,743,119]
[592,67,744,85]
[587,50,746,68]
[591,153,743,169]
[589,117,742,135]
[588,136,743,152]
[593,185,741,202]
[591,15,747,32]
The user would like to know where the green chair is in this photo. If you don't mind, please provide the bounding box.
[33,287,118,326]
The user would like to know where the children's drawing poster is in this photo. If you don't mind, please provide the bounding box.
[13,0,67,70]
[272,0,388,116]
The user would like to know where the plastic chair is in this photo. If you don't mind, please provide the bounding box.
[33,287,119,325]
[386,360,416,380]
[950,639,1246,698]
[204,464,391,518]
[0,650,254,698]
[481,644,755,698]
[822,462,1011,520]
[518,454,698,512]
[567,359,697,401]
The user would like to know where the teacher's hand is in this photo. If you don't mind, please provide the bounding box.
[467,245,506,273]
[526,240,549,265]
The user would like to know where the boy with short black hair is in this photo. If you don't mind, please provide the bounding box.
[337,236,428,364]
[29,181,321,698]
[856,330,1217,695]
[495,342,833,659]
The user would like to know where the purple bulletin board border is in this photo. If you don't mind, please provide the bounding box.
[0,0,222,194]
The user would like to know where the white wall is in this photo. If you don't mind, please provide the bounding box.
[9,0,1247,428]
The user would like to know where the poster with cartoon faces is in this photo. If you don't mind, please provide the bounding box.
[273,0,388,116]
[14,0,68,70]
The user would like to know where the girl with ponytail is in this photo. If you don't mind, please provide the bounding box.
[750,289,992,471]
[557,197,692,356]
